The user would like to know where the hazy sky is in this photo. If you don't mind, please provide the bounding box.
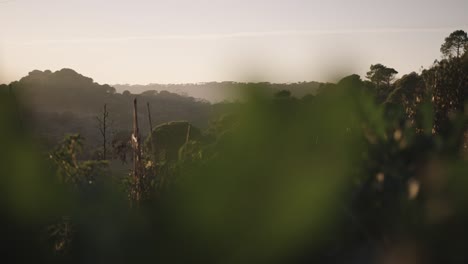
[1,0,468,85]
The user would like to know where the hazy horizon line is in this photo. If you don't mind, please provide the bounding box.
[113,80,324,86]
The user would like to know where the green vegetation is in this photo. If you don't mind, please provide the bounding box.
[1,30,468,263]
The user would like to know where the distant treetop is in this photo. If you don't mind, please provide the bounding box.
[441,30,468,59]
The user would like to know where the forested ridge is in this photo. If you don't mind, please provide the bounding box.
[0,69,321,152]
[1,30,468,263]
[114,81,322,103]
[1,68,213,150]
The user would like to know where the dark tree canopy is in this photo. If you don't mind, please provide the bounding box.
[145,121,201,162]
[366,64,398,88]
[441,30,468,58]
[337,74,363,87]
[274,90,292,98]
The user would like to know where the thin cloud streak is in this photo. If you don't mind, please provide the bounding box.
[8,26,467,46]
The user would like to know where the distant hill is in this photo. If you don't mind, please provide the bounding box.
[114,81,322,103]
[4,69,321,150]
[7,69,213,149]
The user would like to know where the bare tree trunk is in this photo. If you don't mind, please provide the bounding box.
[147,102,153,134]
[132,99,142,205]
[96,104,109,160]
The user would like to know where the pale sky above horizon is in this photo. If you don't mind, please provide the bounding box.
[1,0,468,85]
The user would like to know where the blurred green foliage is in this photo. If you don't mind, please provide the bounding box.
[1,30,468,264]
